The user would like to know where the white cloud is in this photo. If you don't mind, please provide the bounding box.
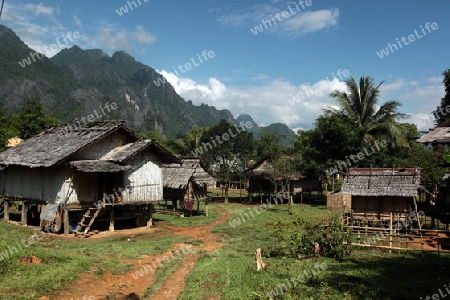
[95,26,157,53]
[35,3,54,16]
[427,76,442,84]
[156,70,347,128]
[73,15,83,29]
[282,9,339,36]
[216,2,339,37]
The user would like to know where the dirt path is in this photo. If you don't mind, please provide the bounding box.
[149,210,228,299]
[43,208,229,300]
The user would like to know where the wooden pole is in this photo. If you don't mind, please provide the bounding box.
[197,200,200,216]
[389,212,393,254]
[4,200,9,221]
[147,203,153,227]
[109,207,114,232]
[64,209,70,234]
[21,201,27,226]
[205,201,209,217]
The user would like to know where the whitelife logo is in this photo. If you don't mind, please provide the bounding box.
[18,31,81,68]
[376,22,439,59]
[153,50,215,87]
[250,0,313,35]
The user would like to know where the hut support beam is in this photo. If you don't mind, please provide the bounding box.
[4,200,9,221]
[197,200,200,216]
[21,201,27,226]
[109,207,114,232]
[64,209,70,234]
[147,203,153,227]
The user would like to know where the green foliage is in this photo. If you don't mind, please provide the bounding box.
[327,76,410,147]
[254,127,286,161]
[10,100,59,139]
[433,69,450,126]
[269,213,352,260]
[294,114,362,175]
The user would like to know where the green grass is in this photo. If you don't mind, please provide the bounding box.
[179,203,450,300]
[153,200,220,227]
[142,256,186,299]
[0,222,186,300]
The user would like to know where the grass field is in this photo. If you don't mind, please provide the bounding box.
[0,199,449,299]
[179,202,450,300]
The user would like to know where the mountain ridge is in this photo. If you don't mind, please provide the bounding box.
[0,24,295,142]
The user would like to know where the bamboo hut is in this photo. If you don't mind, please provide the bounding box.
[162,158,216,215]
[341,168,422,224]
[0,120,179,235]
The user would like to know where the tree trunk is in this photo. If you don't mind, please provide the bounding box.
[224,184,229,203]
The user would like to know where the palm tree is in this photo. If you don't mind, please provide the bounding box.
[326,76,410,147]
[170,125,210,155]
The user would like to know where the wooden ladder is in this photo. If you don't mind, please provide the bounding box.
[75,206,103,236]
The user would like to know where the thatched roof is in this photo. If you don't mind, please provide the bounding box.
[70,160,132,173]
[247,157,304,181]
[341,168,421,197]
[0,120,179,168]
[416,127,450,144]
[163,158,216,189]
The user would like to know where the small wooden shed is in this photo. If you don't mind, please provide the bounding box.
[341,168,422,223]
[0,120,179,235]
[162,158,216,214]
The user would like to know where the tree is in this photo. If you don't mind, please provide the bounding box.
[199,120,254,203]
[11,100,59,139]
[254,128,286,162]
[293,114,362,176]
[326,76,409,147]
[0,110,19,152]
[433,69,450,126]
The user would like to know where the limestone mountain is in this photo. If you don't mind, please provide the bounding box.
[0,24,294,141]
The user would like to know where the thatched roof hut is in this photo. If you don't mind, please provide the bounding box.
[247,157,320,196]
[341,168,422,220]
[0,120,179,233]
[163,158,216,201]
[416,127,450,145]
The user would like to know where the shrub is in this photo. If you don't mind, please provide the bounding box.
[269,213,352,260]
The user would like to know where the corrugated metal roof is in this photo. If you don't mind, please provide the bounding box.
[341,168,421,197]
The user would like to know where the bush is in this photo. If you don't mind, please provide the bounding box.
[269,213,352,260]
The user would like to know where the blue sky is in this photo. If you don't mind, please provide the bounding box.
[1,0,447,131]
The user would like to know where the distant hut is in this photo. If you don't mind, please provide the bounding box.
[0,120,179,235]
[246,157,320,203]
[341,168,422,224]
[162,158,216,215]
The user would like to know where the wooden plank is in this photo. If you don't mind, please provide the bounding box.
[4,200,9,221]
[109,207,114,232]
[21,201,27,226]
[64,209,69,234]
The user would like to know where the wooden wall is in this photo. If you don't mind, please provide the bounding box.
[72,131,132,160]
[122,151,163,203]
[327,192,352,211]
[352,196,410,214]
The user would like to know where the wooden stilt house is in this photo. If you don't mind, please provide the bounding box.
[162,158,216,215]
[341,168,422,225]
[0,120,179,236]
